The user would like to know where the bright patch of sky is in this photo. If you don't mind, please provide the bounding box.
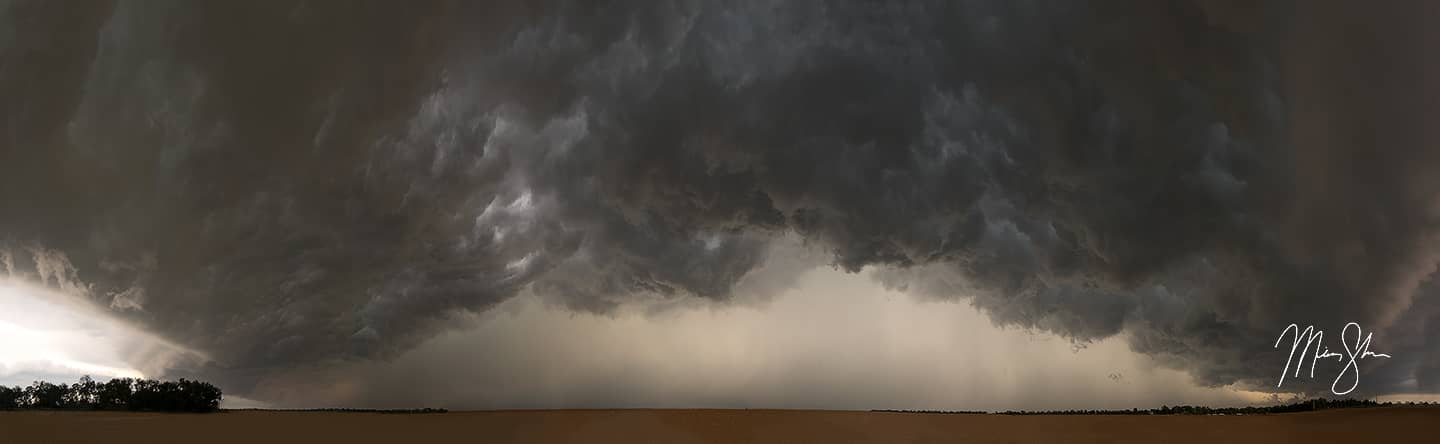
[0,280,177,387]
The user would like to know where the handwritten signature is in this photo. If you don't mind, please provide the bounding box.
[1273,322,1392,395]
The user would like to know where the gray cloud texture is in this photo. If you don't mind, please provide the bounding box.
[1,0,1437,401]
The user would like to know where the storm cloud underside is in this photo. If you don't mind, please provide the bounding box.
[1,0,1438,401]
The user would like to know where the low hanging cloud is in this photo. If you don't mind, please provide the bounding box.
[1,0,1437,401]
[244,267,1277,410]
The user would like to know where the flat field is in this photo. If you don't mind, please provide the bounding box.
[2,406,1435,443]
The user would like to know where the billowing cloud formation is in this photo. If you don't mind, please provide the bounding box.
[1,0,1437,400]
[244,267,1278,410]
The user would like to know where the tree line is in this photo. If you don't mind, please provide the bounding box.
[997,398,1386,415]
[873,398,1417,416]
[0,376,222,413]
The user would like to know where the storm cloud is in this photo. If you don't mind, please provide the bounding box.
[1,0,1437,402]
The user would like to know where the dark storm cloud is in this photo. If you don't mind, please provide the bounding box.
[1,0,1436,400]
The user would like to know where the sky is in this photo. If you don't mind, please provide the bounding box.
[0,0,1437,410]
[0,281,153,385]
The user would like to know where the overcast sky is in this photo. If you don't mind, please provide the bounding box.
[1,0,1437,410]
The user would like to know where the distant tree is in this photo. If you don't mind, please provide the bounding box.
[176,379,223,412]
[130,378,161,411]
[1,376,222,413]
[66,375,98,409]
[96,378,133,410]
[26,381,67,409]
[0,385,23,409]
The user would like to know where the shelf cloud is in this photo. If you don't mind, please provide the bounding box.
[0,0,1435,404]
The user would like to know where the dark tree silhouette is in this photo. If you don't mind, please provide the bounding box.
[26,381,67,409]
[0,385,23,409]
[66,375,98,409]
[0,376,221,413]
[96,378,133,410]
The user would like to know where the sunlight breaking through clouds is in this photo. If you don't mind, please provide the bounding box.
[0,280,187,386]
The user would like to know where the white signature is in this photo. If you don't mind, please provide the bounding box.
[1273,322,1392,395]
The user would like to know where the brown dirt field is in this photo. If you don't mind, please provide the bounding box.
[1,406,1436,443]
